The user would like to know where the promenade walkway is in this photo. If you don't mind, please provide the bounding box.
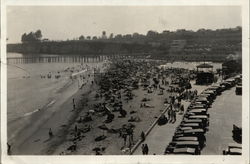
[133,82,207,155]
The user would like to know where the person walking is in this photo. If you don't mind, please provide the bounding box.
[49,128,53,138]
[75,125,78,133]
[144,144,149,155]
[7,142,11,155]
[167,108,172,122]
[172,110,176,123]
[140,131,145,142]
[180,104,184,114]
[141,144,145,155]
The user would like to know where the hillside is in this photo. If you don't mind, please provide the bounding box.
[7,27,242,62]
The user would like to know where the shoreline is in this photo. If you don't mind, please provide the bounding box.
[7,63,102,155]
[8,78,80,154]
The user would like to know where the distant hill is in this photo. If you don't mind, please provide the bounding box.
[7,27,242,62]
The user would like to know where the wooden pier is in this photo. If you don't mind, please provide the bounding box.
[6,55,135,64]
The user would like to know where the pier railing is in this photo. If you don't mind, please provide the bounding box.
[6,55,147,64]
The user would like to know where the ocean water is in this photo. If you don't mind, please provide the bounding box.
[160,61,222,71]
[7,53,104,142]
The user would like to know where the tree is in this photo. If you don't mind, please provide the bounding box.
[79,35,85,40]
[92,36,98,40]
[109,33,114,39]
[102,31,107,39]
[132,32,140,37]
[34,30,42,40]
[162,30,170,34]
[86,36,91,40]
[21,33,27,42]
[21,30,43,42]
[146,30,158,37]
[114,34,122,41]
[26,32,36,42]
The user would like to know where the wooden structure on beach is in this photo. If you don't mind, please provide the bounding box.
[196,63,214,85]
[7,55,136,64]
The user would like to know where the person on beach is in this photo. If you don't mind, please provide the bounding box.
[128,128,134,145]
[140,131,145,142]
[144,144,149,155]
[122,133,127,147]
[49,128,53,138]
[141,144,145,155]
[75,125,78,133]
[168,104,174,120]
[172,110,176,123]
[7,142,11,155]
[180,104,184,114]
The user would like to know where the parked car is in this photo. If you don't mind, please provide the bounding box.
[172,147,197,155]
[235,85,242,95]
[223,143,242,155]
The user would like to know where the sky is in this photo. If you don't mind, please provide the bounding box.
[7,6,241,43]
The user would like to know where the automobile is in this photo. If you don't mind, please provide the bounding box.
[176,126,193,132]
[182,128,205,134]
[185,113,209,119]
[198,94,214,103]
[186,115,209,126]
[187,108,207,114]
[228,143,242,149]
[172,136,205,149]
[188,115,209,120]
[224,148,242,155]
[173,136,198,142]
[194,98,210,106]
[205,88,219,96]
[180,123,201,128]
[164,144,175,154]
[188,105,208,110]
[174,132,206,146]
[234,75,242,85]
[202,90,216,97]
[170,141,201,154]
[232,124,242,143]
[189,103,208,109]
[211,84,224,92]
[220,81,232,89]
[207,86,223,95]
[172,147,197,155]
[182,118,207,128]
[175,128,206,136]
[225,78,236,86]
[235,85,242,95]
[188,108,207,112]
[185,114,209,122]
[223,143,242,155]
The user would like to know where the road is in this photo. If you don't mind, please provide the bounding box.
[201,86,242,155]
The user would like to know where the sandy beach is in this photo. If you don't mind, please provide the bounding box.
[47,59,210,155]
[7,57,223,155]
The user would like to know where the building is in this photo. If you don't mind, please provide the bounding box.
[196,63,214,85]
